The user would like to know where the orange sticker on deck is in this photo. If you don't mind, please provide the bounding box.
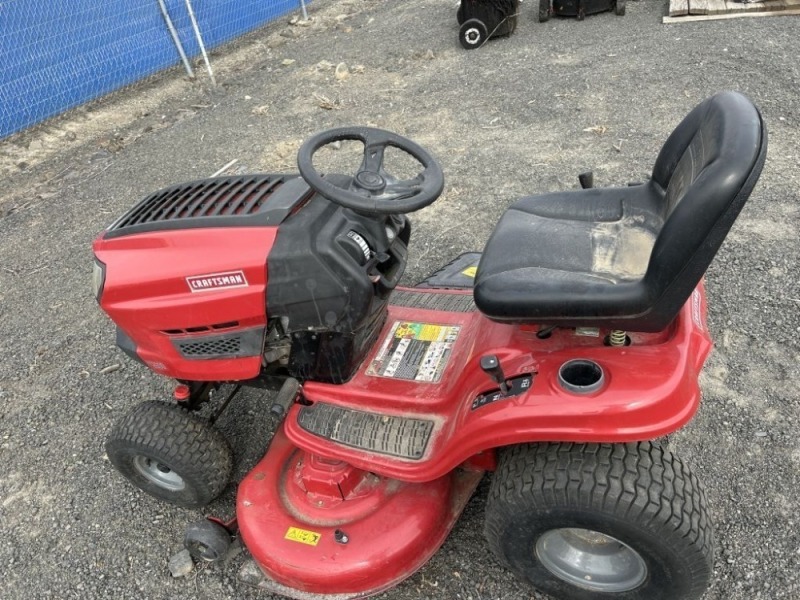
[285,526,321,546]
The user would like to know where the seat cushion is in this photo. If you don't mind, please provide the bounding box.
[474,184,665,329]
[474,91,766,333]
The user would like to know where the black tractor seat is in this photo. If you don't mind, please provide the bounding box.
[474,91,767,332]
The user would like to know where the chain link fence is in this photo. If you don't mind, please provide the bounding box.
[0,0,305,139]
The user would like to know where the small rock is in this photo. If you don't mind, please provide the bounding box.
[281,59,296,67]
[296,18,313,27]
[168,550,194,578]
[424,49,435,60]
[755,431,768,437]
[16,161,28,170]
[244,95,252,100]
[316,60,335,70]
[331,141,342,150]
[267,36,286,49]
[280,27,297,39]
[251,105,269,116]
[335,62,350,81]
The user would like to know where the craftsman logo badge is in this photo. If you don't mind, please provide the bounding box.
[186,270,248,293]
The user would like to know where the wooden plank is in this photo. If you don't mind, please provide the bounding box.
[670,0,690,15]
[707,0,729,13]
[730,0,786,11]
[689,0,709,13]
[736,1,761,11]
[741,0,783,11]
[663,6,800,21]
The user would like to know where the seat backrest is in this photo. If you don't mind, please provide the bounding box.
[644,91,767,313]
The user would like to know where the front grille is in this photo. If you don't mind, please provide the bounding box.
[178,337,241,358]
[171,327,265,360]
[297,403,435,460]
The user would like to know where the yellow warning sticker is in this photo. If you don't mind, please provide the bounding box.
[285,526,322,546]
[461,266,478,278]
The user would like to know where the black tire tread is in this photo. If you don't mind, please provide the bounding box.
[538,0,551,22]
[106,401,233,508]
[485,442,713,599]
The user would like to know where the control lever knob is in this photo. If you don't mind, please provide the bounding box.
[480,355,509,395]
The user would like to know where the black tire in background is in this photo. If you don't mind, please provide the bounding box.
[106,401,233,508]
[539,0,551,22]
[484,442,714,600]
[459,18,488,50]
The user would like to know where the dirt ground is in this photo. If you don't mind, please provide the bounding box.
[1,0,799,599]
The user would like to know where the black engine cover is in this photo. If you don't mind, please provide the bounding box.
[266,177,410,384]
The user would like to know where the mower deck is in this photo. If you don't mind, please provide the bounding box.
[237,428,484,597]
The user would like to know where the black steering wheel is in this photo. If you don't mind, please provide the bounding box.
[297,126,445,215]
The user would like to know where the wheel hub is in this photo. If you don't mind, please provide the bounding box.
[535,527,647,592]
[133,455,185,491]
[465,28,481,44]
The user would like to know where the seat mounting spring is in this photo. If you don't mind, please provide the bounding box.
[609,330,627,347]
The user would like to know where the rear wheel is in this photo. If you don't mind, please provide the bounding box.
[484,442,713,600]
[106,401,233,508]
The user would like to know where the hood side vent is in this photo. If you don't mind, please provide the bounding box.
[106,175,312,238]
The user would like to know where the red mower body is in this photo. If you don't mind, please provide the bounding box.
[284,285,712,483]
[236,285,711,596]
[95,94,767,600]
[94,226,276,381]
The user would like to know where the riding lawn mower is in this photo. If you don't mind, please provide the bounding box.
[93,91,767,600]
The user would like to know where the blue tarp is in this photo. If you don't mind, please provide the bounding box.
[0,0,301,138]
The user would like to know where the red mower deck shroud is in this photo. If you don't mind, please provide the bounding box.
[237,284,712,596]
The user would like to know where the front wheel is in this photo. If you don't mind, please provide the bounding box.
[484,442,713,600]
[106,401,233,508]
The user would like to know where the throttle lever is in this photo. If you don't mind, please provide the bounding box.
[480,355,509,395]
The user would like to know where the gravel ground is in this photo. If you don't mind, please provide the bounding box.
[1,1,799,599]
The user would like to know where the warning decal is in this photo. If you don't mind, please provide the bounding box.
[285,527,321,546]
[367,321,460,383]
[461,266,478,278]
